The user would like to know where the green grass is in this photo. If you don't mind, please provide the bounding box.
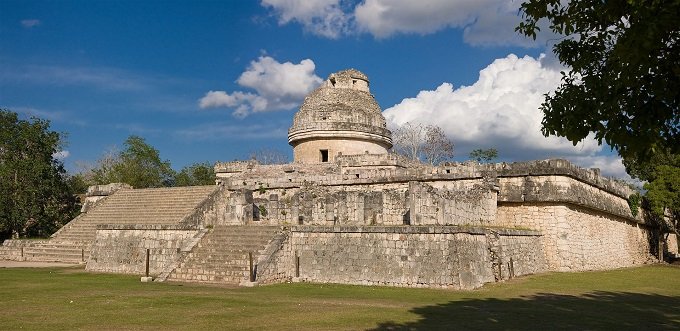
[1,265,679,330]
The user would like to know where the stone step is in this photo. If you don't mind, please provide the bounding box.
[184,252,251,260]
[201,233,278,238]
[186,254,259,262]
[23,246,86,254]
[56,235,94,239]
[175,264,247,271]
[196,241,270,247]
[23,251,88,262]
[170,274,245,283]
[88,206,200,213]
[167,225,278,284]
[172,269,247,277]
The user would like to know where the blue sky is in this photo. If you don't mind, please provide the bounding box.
[1,0,629,179]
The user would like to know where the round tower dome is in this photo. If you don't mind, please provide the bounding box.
[288,69,393,164]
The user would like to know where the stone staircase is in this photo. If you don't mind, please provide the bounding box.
[0,185,219,263]
[0,239,89,263]
[167,225,281,284]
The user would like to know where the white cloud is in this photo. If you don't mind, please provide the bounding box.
[21,19,41,28]
[52,150,70,160]
[175,122,288,141]
[569,155,632,180]
[199,56,322,118]
[354,0,480,37]
[261,0,350,38]
[260,0,551,46]
[383,54,603,162]
[0,64,150,91]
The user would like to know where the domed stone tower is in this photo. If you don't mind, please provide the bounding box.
[288,69,393,164]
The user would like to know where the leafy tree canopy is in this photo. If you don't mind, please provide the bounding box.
[469,148,498,163]
[87,135,175,188]
[175,162,215,186]
[517,0,680,160]
[0,109,79,239]
[624,149,679,235]
[644,165,679,231]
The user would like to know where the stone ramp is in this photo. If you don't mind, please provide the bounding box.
[52,185,219,243]
[1,185,219,263]
[167,225,281,284]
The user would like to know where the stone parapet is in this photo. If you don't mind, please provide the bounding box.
[498,175,641,223]
[214,160,258,176]
[86,183,132,197]
[292,225,541,236]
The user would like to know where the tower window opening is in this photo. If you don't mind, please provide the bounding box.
[320,149,329,162]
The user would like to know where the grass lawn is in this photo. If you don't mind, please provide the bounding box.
[0,265,679,330]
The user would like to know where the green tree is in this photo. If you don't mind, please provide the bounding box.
[0,109,79,239]
[469,148,498,163]
[644,165,679,229]
[175,162,215,186]
[624,150,679,237]
[86,135,175,188]
[516,0,680,160]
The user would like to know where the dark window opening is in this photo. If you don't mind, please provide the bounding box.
[320,149,329,162]
[329,77,336,86]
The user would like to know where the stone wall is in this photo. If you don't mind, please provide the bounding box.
[292,138,389,164]
[87,226,199,276]
[497,202,654,271]
[247,184,410,226]
[182,186,231,227]
[407,181,497,226]
[253,232,291,284]
[667,233,679,258]
[0,239,52,261]
[81,183,131,212]
[260,226,545,289]
[497,175,641,222]
[242,180,498,228]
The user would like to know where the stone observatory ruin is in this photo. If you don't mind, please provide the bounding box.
[288,69,393,163]
[1,69,677,289]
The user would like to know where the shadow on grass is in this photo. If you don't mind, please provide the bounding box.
[370,291,680,330]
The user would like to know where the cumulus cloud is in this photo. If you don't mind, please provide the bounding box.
[261,0,351,38]
[199,56,322,118]
[383,53,604,164]
[260,0,551,46]
[21,19,41,28]
[570,155,631,180]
